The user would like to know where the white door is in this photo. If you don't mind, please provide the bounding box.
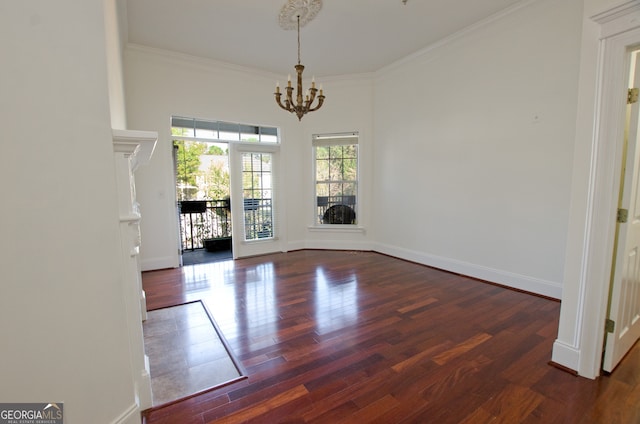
[229,143,284,259]
[603,50,640,372]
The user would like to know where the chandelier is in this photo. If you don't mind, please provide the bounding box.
[274,10,325,121]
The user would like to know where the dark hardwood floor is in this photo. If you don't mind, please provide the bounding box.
[141,250,640,423]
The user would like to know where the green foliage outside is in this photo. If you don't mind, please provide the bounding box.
[242,153,271,199]
[173,127,231,201]
[174,139,206,200]
[207,145,225,155]
[204,161,230,200]
[315,144,357,197]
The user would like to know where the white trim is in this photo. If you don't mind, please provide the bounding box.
[303,240,373,252]
[137,363,153,411]
[112,128,155,411]
[575,37,608,349]
[553,1,640,379]
[285,240,305,251]
[577,27,640,378]
[312,132,359,147]
[373,242,562,299]
[307,225,366,234]
[551,340,581,371]
[110,402,139,424]
[592,1,640,38]
[141,255,179,271]
[284,240,564,299]
[234,142,280,153]
[120,213,142,223]
[127,43,283,80]
[126,43,376,81]
[112,129,157,171]
[239,236,280,245]
[376,0,539,77]
[557,39,609,374]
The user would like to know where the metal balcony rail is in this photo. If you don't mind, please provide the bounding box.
[179,200,231,251]
[317,195,357,224]
[243,198,273,240]
[179,195,356,252]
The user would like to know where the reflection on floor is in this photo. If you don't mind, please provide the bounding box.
[182,248,232,266]
[143,301,242,406]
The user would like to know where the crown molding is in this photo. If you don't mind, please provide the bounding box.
[125,43,375,83]
[591,0,640,24]
[126,43,281,79]
[375,0,539,77]
[591,0,640,39]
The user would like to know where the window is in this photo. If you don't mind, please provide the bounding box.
[242,152,274,240]
[171,116,278,143]
[313,133,358,225]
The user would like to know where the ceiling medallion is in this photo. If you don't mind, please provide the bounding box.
[278,0,322,30]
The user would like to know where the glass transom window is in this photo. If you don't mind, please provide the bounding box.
[171,116,278,143]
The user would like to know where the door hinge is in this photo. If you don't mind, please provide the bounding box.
[628,88,639,104]
[605,319,615,333]
[617,208,629,223]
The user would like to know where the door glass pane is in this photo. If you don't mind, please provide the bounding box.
[242,153,273,240]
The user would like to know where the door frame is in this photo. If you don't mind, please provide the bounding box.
[553,2,640,379]
[172,137,232,259]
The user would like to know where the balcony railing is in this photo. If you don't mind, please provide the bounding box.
[179,200,231,251]
[242,198,273,240]
[317,195,356,224]
[179,195,357,252]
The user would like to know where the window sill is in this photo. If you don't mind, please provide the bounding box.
[307,225,366,234]
[241,236,279,244]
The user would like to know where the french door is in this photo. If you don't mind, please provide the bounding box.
[229,143,283,259]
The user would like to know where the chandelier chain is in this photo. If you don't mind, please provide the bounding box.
[297,15,301,65]
[274,6,325,120]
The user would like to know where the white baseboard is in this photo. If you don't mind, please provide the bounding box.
[551,339,581,374]
[111,402,140,424]
[141,255,179,271]
[164,238,562,299]
[138,360,153,411]
[285,240,305,252]
[372,242,563,299]
[301,239,373,251]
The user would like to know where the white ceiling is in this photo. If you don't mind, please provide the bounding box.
[125,0,526,77]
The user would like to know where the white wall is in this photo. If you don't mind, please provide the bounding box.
[0,1,138,423]
[295,76,375,251]
[372,0,583,298]
[126,0,584,299]
[124,46,374,270]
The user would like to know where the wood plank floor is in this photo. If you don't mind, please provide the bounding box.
[141,250,640,423]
